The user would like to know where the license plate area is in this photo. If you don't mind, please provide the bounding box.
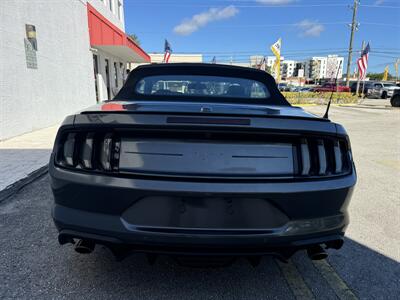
[121,197,289,231]
[119,138,294,177]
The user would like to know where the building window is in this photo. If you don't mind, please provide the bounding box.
[114,62,118,88]
[105,59,111,99]
[120,62,125,83]
[117,0,122,20]
[109,0,113,13]
[93,54,99,103]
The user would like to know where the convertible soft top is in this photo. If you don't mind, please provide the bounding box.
[115,63,290,106]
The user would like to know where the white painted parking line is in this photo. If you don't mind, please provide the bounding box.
[276,259,315,300]
[313,259,358,300]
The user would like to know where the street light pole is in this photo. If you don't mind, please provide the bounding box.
[346,0,359,87]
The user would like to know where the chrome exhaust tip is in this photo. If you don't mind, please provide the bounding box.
[307,245,328,260]
[74,239,95,254]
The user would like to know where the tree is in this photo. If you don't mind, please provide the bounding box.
[128,34,140,46]
[367,72,395,81]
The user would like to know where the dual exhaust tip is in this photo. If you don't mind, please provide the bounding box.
[72,238,328,261]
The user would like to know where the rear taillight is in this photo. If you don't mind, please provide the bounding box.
[56,131,119,172]
[298,136,352,177]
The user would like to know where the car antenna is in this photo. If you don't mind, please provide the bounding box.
[323,60,343,119]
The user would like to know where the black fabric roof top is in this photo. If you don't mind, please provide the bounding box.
[115,63,290,106]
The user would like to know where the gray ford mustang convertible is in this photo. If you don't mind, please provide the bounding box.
[50,63,356,265]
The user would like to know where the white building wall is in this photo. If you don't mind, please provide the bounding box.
[88,0,124,30]
[150,53,203,64]
[326,55,344,79]
[0,0,96,140]
[281,60,296,78]
[129,53,203,70]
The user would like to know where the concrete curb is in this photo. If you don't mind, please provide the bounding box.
[0,165,48,203]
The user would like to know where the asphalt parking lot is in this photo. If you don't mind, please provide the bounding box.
[0,103,399,299]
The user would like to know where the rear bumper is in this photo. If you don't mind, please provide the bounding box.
[50,162,356,254]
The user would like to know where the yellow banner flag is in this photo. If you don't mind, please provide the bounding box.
[395,59,399,79]
[382,65,389,81]
[270,38,282,83]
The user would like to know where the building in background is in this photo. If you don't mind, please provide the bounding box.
[281,60,297,79]
[0,0,149,140]
[326,55,344,80]
[129,53,203,69]
[305,57,327,81]
[304,56,344,81]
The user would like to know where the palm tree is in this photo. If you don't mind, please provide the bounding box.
[128,34,140,45]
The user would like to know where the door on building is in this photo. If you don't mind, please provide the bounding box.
[105,58,111,99]
[92,54,99,103]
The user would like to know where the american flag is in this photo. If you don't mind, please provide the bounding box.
[163,39,172,63]
[357,43,370,80]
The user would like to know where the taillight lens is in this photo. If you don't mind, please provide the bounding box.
[80,133,94,169]
[100,134,113,171]
[56,131,119,172]
[298,136,352,177]
[63,133,76,166]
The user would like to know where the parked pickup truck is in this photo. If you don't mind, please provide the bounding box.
[312,83,350,93]
[366,82,400,99]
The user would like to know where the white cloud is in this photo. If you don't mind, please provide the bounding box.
[255,0,296,5]
[297,19,325,37]
[374,0,385,5]
[173,6,239,36]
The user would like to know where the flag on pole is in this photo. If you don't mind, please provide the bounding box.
[395,59,399,80]
[270,38,282,82]
[211,56,216,64]
[163,39,172,63]
[382,65,389,81]
[357,43,370,80]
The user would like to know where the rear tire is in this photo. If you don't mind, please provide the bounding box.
[391,95,400,107]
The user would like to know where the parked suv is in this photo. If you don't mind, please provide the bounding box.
[367,82,400,99]
[350,82,374,97]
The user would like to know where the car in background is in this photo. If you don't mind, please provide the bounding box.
[366,82,400,99]
[350,82,374,96]
[277,83,291,92]
[50,63,356,265]
[312,83,351,93]
[390,89,400,107]
[299,87,313,92]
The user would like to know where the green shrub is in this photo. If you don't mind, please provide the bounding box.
[281,92,358,105]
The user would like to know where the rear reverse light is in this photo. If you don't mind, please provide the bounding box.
[63,133,76,166]
[80,133,94,169]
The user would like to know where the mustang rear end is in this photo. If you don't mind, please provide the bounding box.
[50,63,356,263]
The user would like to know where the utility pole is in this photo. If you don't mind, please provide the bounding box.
[346,0,360,87]
[356,40,365,97]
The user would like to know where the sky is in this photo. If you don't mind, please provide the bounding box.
[125,0,400,74]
